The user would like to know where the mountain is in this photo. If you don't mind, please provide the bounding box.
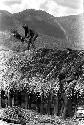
[13,10,84,50]
[56,14,84,49]
[0,9,69,51]
[13,9,71,50]
[0,10,20,31]
[0,10,26,51]
[13,9,67,40]
[0,9,84,51]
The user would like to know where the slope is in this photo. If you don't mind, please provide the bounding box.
[13,9,67,40]
[56,14,84,49]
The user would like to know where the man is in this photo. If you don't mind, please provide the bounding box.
[22,24,29,37]
[23,24,38,50]
[27,29,38,50]
[12,30,24,43]
[12,30,21,39]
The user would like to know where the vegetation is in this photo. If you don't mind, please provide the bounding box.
[0,106,80,125]
[0,48,84,119]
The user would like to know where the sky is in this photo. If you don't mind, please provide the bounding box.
[0,0,83,17]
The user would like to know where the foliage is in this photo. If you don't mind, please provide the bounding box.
[2,48,84,97]
[1,48,84,118]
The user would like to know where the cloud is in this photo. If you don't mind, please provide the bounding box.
[21,0,46,10]
[3,0,21,6]
[40,0,83,17]
[40,0,66,17]
[0,0,83,16]
[0,0,46,13]
[54,0,83,9]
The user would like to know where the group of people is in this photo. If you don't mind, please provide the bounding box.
[12,24,38,50]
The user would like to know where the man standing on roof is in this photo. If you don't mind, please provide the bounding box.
[23,24,38,50]
[22,24,29,37]
[12,30,25,43]
[28,28,38,50]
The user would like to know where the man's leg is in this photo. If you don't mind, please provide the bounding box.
[25,30,28,37]
[21,37,24,43]
[31,35,38,49]
[27,39,31,50]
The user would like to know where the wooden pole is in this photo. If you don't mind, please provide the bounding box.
[53,95,58,115]
[0,89,1,108]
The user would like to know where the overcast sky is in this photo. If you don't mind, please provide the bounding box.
[0,0,83,17]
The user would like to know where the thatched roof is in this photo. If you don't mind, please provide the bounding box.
[1,48,84,98]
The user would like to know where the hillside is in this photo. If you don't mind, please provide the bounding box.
[13,10,84,50]
[0,10,22,32]
[0,9,69,51]
[56,14,84,49]
[0,9,84,51]
[13,9,67,40]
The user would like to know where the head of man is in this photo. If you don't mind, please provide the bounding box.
[23,24,29,37]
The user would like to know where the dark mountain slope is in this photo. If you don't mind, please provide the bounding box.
[0,9,83,51]
[0,9,69,51]
[13,9,67,40]
[13,9,84,50]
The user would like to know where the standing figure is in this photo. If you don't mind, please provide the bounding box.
[23,24,38,50]
[12,30,24,43]
[22,24,29,37]
[28,29,38,50]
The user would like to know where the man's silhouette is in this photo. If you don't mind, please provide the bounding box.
[27,29,38,50]
[22,24,29,37]
[23,24,38,50]
[12,30,21,39]
[12,24,38,50]
[12,30,24,43]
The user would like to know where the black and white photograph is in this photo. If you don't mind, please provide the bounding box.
[0,0,84,125]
